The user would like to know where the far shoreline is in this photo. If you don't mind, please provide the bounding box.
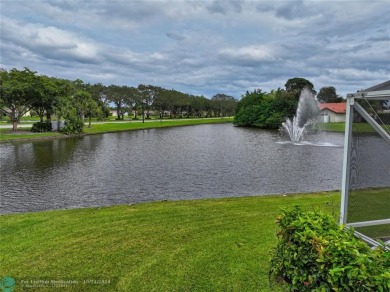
[0,117,233,143]
[0,119,356,143]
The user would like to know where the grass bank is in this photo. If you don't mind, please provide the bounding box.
[0,117,233,142]
[83,117,233,134]
[0,130,63,141]
[0,192,340,291]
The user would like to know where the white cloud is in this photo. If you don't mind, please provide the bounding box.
[1,17,100,63]
[219,45,277,63]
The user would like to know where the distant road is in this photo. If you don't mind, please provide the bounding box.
[0,123,33,129]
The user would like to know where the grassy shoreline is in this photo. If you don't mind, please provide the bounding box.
[320,122,390,132]
[0,191,340,291]
[0,117,233,143]
[3,120,390,143]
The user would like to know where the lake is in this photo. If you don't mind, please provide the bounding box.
[0,124,345,214]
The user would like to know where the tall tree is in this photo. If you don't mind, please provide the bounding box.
[153,87,170,119]
[31,75,65,123]
[86,83,109,121]
[211,93,238,117]
[138,84,157,121]
[106,85,127,120]
[285,77,316,100]
[190,95,208,118]
[73,90,92,122]
[317,86,343,103]
[52,79,74,131]
[0,68,41,131]
[285,77,314,92]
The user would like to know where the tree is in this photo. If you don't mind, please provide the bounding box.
[190,95,208,118]
[138,84,157,121]
[74,90,92,121]
[211,94,238,117]
[87,83,110,121]
[85,97,99,128]
[234,88,299,129]
[72,80,93,123]
[31,75,66,124]
[285,77,314,92]
[123,86,140,120]
[52,79,74,131]
[55,79,94,134]
[267,90,298,125]
[234,89,267,126]
[153,87,171,119]
[317,86,343,103]
[285,77,316,100]
[106,85,127,120]
[0,68,41,131]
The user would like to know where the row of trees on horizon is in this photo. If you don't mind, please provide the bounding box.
[0,68,237,133]
[1,68,348,133]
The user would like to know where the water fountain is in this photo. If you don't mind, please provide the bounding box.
[281,87,319,143]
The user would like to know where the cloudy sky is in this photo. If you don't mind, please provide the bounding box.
[1,0,389,98]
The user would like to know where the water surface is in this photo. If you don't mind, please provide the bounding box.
[0,124,345,214]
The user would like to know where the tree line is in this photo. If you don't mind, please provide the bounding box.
[0,68,238,133]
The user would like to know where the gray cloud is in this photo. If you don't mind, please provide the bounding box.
[1,0,389,98]
[166,32,186,41]
[206,0,244,15]
[275,0,305,20]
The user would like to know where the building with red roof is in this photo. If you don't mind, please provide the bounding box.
[318,102,347,123]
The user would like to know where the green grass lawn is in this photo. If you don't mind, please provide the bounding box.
[0,192,340,291]
[347,187,390,239]
[321,122,390,133]
[0,118,233,142]
[0,128,63,141]
[83,117,233,134]
[320,122,346,132]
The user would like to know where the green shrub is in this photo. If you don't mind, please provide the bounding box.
[31,121,52,132]
[270,206,390,291]
[60,117,84,135]
[234,89,298,129]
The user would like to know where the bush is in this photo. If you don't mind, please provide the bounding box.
[270,206,390,291]
[234,90,298,129]
[60,117,84,135]
[31,121,52,132]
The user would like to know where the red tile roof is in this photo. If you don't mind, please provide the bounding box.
[318,103,346,114]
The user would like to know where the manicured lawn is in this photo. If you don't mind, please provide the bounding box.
[320,122,346,132]
[0,118,233,142]
[83,118,233,134]
[321,122,390,133]
[0,128,63,141]
[0,192,340,291]
[347,187,390,239]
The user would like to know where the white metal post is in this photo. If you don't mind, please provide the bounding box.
[340,95,354,225]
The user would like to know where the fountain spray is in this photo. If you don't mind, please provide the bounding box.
[281,88,319,142]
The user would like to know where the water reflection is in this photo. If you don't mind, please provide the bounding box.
[0,124,345,214]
